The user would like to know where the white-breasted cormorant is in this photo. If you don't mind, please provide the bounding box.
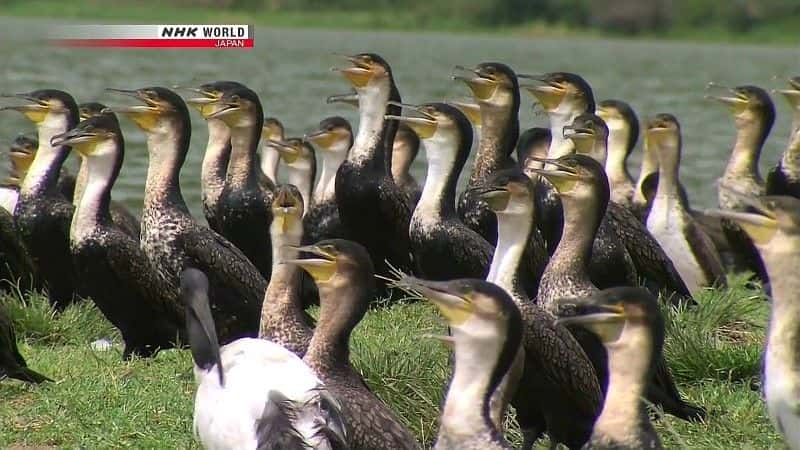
[767,77,800,198]
[286,239,420,449]
[557,287,665,449]
[53,112,184,358]
[393,123,422,205]
[597,99,638,208]
[645,114,726,294]
[272,138,316,215]
[182,268,347,450]
[1,90,81,307]
[260,117,285,185]
[107,86,266,344]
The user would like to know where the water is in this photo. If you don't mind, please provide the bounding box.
[1,17,797,219]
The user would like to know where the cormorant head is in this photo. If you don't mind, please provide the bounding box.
[326,90,359,108]
[517,72,595,115]
[644,113,681,151]
[556,287,664,368]
[285,239,374,289]
[397,277,523,403]
[774,77,800,111]
[452,62,519,108]
[564,113,608,163]
[180,80,246,119]
[386,102,472,169]
[305,116,353,154]
[707,84,775,133]
[272,138,316,172]
[708,193,800,252]
[530,153,609,205]
[50,113,123,162]
[78,102,109,121]
[516,127,551,179]
[270,183,304,234]
[597,99,639,156]
[334,53,392,91]
[8,135,37,180]
[447,100,482,128]
[105,86,189,134]
[195,84,263,129]
[0,89,79,132]
[262,117,285,142]
[478,168,534,216]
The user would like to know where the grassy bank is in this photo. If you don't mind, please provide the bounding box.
[0,275,783,448]
[1,0,798,45]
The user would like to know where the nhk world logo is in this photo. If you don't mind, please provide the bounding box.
[50,25,254,49]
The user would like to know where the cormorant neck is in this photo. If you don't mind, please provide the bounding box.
[71,143,118,242]
[285,166,313,214]
[201,119,231,206]
[305,281,369,371]
[260,141,280,183]
[488,209,531,297]
[260,220,304,336]
[781,126,800,176]
[593,326,651,443]
[226,123,260,188]
[415,134,462,220]
[547,110,578,159]
[654,142,681,199]
[724,123,763,179]
[73,162,87,207]
[467,103,518,189]
[351,82,392,171]
[441,329,501,441]
[314,146,349,204]
[606,132,631,184]
[144,127,188,211]
[20,124,71,198]
[550,199,599,273]
[391,142,414,185]
[761,240,800,374]
[635,140,659,202]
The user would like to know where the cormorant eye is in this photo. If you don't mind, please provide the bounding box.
[231,95,240,103]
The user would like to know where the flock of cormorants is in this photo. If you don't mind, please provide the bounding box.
[0,52,798,449]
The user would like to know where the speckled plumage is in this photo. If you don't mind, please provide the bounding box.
[0,207,38,290]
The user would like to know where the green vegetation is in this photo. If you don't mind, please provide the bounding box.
[1,0,799,44]
[0,275,784,448]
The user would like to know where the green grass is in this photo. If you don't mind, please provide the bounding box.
[0,276,785,448]
[2,0,799,45]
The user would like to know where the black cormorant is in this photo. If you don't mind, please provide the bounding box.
[0,303,51,383]
[53,112,183,358]
[107,86,266,344]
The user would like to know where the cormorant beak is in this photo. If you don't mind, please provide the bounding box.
[422,333,456,349]
[529,157,582,193]
[517,74,566,111]
[773,79,800,109]
[262,122,283,142]
[447,100,482,126]
[271,188,302,232]
[105,88,165,131]
[705,187,778,245]
[304,128,338,149]
[385,102,438,139]
[0,93,54,124]
[705,83,749,114]
[452,65,499,101]
[50,127,99,149]
[203,99,241,120]
[556,300,626,343]
[271,139,302,163]
[326,91,359,108]
[474,185,511,212]
[333,54,376,88]
[397,276,473,326]
[183,91,225,118]
[563,125,594,140]
[283,245,338,283]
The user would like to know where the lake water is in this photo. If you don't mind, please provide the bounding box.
[1,17,797,218]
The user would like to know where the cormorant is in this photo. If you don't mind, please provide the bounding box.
[332,53,414,295]
[286,239,420,449]
[387,102,491,280]
[53,112,184,358]
[766,77,800,198]
[393,123,422,205]
[596,99,638,208]
[260,117,285,185]
[258,184,314,357]
[272,138,316,215]
[532,153,705,423]
[645,114,726,293]
[303,116,352,244]
[1,90,81,307]
[453,63,520,244]
[107,86,266,344]
[710,84,773,283]
[0,207,38,291]
[515,127,551,175]
[557,287,665,450]
[709,194,800,449]
[0,303,51,383]
[0,135,37,213]
[182,268,347,450]
[400,277,522,450]
[480,168,601,450]
[326,90,359,108]
[196,83,275,279]
[632,125,660,220]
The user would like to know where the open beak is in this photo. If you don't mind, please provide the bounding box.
[104,88,159,114]
[705,189,778,245]
[271,188,302,232]
[333,55,375,88]
[452,65,498,101]
[0,93,51,123]
[517,75,565,110]
[397,276,473,326]
[384,101,438,139]
[563,125,593,140]
[283,244,337,282]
